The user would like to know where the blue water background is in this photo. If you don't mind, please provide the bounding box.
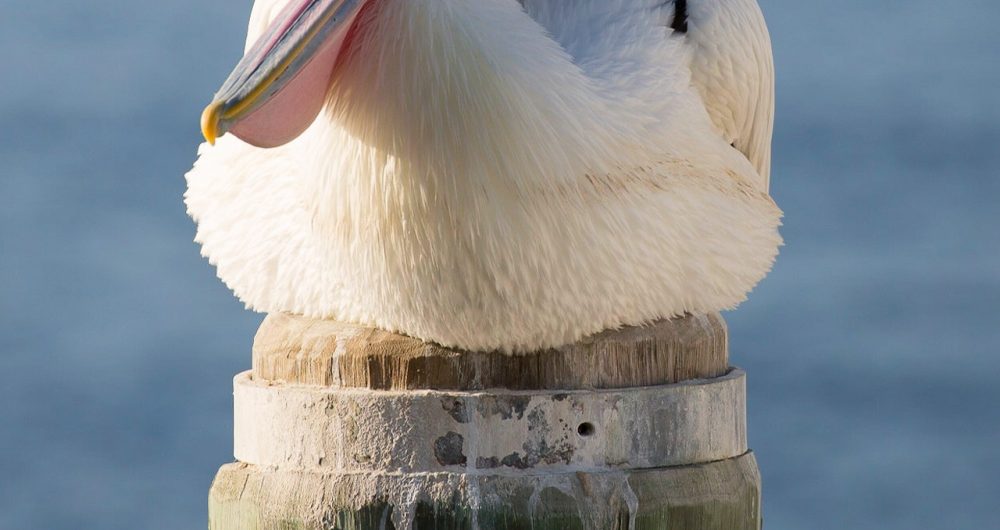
[1,1,998,528]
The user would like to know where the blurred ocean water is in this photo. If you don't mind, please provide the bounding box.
[1,1,997,528]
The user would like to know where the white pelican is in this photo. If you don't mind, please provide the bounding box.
[186,0,781,352]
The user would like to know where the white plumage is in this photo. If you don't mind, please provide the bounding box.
[683,0,774,189]
[186,0,781,352]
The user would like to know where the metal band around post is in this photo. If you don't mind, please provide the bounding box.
[233,369,748,473]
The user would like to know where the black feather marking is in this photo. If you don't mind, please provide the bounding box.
[671,0,689,34]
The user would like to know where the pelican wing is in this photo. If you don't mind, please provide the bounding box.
[675,0,775,190]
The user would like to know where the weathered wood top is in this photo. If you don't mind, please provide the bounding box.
[252,312,728,391]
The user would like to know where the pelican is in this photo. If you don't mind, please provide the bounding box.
[186,0,781,352]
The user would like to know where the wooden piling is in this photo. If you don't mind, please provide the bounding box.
[209,312,762,529]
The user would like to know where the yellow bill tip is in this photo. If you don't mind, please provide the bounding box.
[201,101,223,145]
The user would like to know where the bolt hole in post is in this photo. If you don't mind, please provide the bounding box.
[577,422,596,437]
